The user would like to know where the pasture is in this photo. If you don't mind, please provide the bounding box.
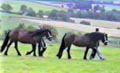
[0,11,120,73]
[0,1,65,12]
[0,42,120,73]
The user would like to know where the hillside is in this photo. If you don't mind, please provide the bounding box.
[0,1,65,12]
[35,0,120,2]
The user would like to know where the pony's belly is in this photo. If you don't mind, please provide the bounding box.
[19,40,32,44]
[74,43,87,47]
[18,36,34,44]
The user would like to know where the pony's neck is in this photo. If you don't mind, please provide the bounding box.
[86,32,102,41]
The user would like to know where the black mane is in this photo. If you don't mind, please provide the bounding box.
[85,32,104,41]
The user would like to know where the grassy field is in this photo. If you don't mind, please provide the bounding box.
[0,1,65,12]
[0,42,120,73]
[0,10,120,73]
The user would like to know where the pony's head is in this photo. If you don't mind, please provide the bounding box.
[95,32,108,46]
[43,29,53,41]
[101,33,108,45]
[86,32,108,46]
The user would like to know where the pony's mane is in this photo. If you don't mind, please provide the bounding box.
[85,32,104,40]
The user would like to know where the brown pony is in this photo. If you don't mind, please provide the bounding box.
[56,32,108,60]
[0,29,52,56]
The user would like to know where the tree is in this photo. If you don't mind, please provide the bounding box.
[57,10,69,21]
[27,7,36,17]
[19,5,28,15]
[48,9,58,20]
[37,10,44,18]
[1,3,13,13]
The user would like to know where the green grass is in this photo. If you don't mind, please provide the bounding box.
[0,42,120,73]
[0,11,120,73]
[0,1,65,12]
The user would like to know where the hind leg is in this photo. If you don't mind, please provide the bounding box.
[14,42,21,56]
[67,45,72,59]
[57,45,66,59]
[26,49,33,55]
[4,41,13,56]
[26,44,34,55]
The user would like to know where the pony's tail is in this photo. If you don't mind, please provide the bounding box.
[0,30,10,52]
[60,33,67,49]
[56,33,67,57]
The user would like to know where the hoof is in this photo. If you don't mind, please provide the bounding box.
[4,53,8,56]
[33,54,36,57]
[83,58,87,60]
[68,57,72,59]
[26,52,30,55]
[39,55,44,57]
[18,54,22,56]
[56,54,61,59]
[100,58,105,61]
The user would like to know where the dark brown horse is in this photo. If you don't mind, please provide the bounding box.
[56,32,108,60]
[0,29,52,56]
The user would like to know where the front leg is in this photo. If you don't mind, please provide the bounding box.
[83,47,89,60]
[39,39,47,57]
[90,47,97,60]
[32,44,36,56]
[14,42,21,56]
[38,42,42,56]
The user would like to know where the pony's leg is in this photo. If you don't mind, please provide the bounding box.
[56,45,66,59]
[90,49,95,59]
[26,49,33,55]
[38,42,42,56]
[14,42,21,56]
[39,39,47,57]
[90,47,97,60]
[40,47,47,57]
[26,44,35,55]
[4,41,13,56]
[83,47,89,60]
[32,44,36,56]
[67,45,72,59]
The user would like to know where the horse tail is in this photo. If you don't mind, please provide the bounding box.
[0,30,11,52]
[57,33,67,57]
[60,33,67,48]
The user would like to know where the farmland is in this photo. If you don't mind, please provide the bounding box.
[0,1,65,12]
[0,1,120,73]
[0,42,120,73]
[0,12,120,73]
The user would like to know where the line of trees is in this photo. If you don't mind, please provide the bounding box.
[1,3,120,22]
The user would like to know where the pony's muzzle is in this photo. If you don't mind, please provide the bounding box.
[48,37,52,41]
[104,41,108,45]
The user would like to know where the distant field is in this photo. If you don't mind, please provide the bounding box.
[0,41,120,73]
[0,12,120,73]
[0,1,65,12]
[71,18,120,29]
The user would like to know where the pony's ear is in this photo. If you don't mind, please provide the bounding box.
[104,33,107,36]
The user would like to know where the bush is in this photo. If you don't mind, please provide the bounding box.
[27,7,36,17]
[37,10,44,18]
[1,3,13,13]
[117,27,120,30]
[48,10,69,21]
[19,5,28,15]
[80,20,91,25]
